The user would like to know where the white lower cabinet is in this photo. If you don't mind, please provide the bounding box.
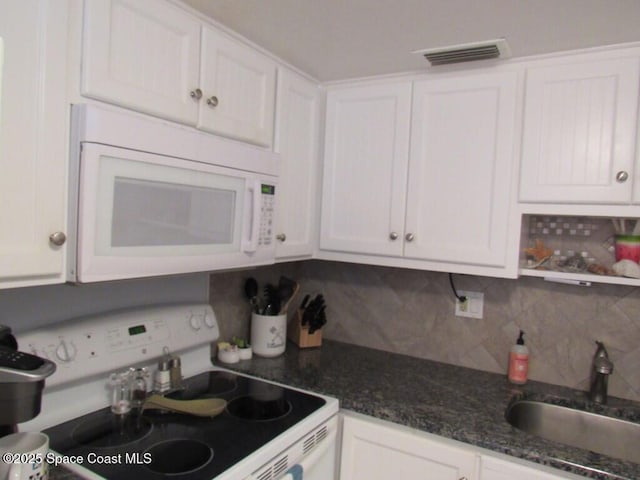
[339,412,476,480]
[339,412,583,480]
[479,455,583,480]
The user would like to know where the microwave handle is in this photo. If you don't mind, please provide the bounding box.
[243,179,261,253]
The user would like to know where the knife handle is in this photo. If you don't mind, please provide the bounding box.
[300,294,310,310]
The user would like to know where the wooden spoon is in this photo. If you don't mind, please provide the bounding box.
[143,394,226,417]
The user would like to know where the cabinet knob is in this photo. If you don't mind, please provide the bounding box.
[405,233,415,242]
[49,231,66,247]
[616,170,629,183]
[206,96,219,107]
[389,232,398,240]
[276,233,286,242]
[458,477,468,480]
[190,88,203,100]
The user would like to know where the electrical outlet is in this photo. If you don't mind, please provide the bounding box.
[455,290,484,319]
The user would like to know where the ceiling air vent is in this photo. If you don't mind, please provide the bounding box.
[413,38,511,66]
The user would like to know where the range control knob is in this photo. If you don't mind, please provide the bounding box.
[55,339,77,363]
[204,310,216,328]
[189,313,202,331]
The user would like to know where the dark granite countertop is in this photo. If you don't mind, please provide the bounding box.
[219,339,640,480]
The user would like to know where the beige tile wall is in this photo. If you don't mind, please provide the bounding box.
[209,260,640,402]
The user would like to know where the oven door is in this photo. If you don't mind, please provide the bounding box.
[70,143,275,282]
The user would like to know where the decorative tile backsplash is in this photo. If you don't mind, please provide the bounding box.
[521,215,616,271]
[209,260,640,402]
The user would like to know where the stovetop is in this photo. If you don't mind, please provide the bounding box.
[44,370,326,479]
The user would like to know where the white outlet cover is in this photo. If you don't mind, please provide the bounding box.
[455,290,484,319]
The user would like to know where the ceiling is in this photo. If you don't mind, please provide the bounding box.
[180,0,640,82]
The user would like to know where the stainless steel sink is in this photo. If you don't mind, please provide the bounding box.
[506,399,640,464]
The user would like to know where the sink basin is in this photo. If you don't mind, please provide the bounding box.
[506,399,640,464]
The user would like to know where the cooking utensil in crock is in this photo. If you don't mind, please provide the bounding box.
[262,284,280,315]
[244,278,259,312]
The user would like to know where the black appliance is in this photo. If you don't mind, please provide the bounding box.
[0,325,56,437]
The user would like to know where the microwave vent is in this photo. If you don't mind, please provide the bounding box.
[414,38,511,66]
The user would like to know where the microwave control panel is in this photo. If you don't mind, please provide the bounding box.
[259,183,275,246]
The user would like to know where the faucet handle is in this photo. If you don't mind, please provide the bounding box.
[594,340,609,358]
[593,341,613,374]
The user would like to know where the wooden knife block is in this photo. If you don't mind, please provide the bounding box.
[288,308,322,348]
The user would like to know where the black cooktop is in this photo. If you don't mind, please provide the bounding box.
[44,371,326,479]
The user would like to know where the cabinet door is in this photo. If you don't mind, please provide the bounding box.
[519,57,640,203]
[405,71,517,267]
[82,0,201,124]
[0,1,68,287]
[340,413,477,480]
[274,69,320,259]
[199,26,276,147]
[320,82,411,256]
[480,455,581,480]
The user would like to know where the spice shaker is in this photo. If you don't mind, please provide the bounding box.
[153,358,171,394]
[169,355,183,390]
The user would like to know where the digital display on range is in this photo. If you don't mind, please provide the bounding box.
[261,184,275,195]
[128,325,147,336]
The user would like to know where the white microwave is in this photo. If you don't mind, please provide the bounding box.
[67,105,279,283]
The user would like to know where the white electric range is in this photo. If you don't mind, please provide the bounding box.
[16,304,339,480]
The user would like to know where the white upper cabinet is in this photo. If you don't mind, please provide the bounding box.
[406,71,518,267]
[199,26,276,147]
[320,82,412,256]
[82,0,201,125]
[81,0,276,147]
[0,0,69,288]
[319,70,518,276]
[519,55,640,204]
[274,68,321,259]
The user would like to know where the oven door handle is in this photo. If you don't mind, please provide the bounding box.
[279,427,337,480]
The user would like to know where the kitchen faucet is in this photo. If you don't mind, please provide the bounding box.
[589,341,614,404]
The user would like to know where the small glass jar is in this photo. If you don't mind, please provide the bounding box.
[129,367,150,409]
[109,371,132,415]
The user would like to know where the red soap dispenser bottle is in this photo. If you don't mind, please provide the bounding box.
[508,330,529,385]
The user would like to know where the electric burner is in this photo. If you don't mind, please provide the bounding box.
[204,372,238,396]
[71,411,152,448]
[145,439,213,475]
[226,395,292,421]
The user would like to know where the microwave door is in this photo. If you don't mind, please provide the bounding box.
[73,144,262,282]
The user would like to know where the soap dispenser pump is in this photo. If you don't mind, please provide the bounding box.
[508,330,529,385]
